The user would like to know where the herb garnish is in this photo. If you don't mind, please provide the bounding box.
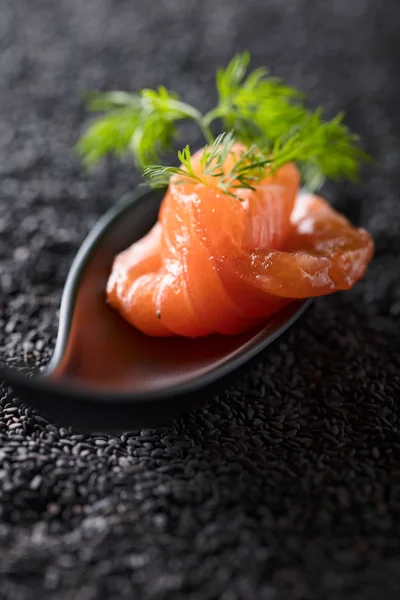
[77,52,370,193]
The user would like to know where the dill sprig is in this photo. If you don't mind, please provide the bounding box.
[143,132,237,191]
[143,118,370,198]
[77,52,372,192]
[144,132,272,199]
[205,51,307,145]
[77,86,212,168]
[143,145,205,188]
[269,110,371,188]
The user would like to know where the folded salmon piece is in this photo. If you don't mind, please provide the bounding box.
[107,145,374,338]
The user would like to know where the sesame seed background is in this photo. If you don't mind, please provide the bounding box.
[0,1,400,598]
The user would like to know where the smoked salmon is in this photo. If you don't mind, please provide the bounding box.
[106,144,374,338]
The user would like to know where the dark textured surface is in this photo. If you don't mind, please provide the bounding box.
[0,0,400,598]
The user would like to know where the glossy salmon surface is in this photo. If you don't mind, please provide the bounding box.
[107,145,374,337]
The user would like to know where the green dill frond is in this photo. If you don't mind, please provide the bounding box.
[200,131,236,176]
[77,51,372,190]
[215,51,252,102]
[209,51,308,146]
[83,90,142,112]
[143,145,205,188]
[215,51,304,109]
[76,108,142,169]
[77,86,205,169]
[143,133,270,198]
[270,110,371,190]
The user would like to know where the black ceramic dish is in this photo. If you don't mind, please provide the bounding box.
[0,188,311,433]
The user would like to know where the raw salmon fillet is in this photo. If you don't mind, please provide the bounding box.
[107,144,374,337]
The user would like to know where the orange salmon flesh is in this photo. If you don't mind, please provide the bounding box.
[107,145,374,338]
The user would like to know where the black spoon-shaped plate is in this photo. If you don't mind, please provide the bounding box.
[0,187,311,433]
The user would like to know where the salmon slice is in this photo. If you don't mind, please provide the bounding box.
[162,185,261,335]
[106,145,374,338]
[222,193,374,298]
[107,223,171,337]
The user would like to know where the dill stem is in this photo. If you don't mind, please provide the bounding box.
[203,107,224,128]
[160,98,214,144]
[198,121,214,145]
